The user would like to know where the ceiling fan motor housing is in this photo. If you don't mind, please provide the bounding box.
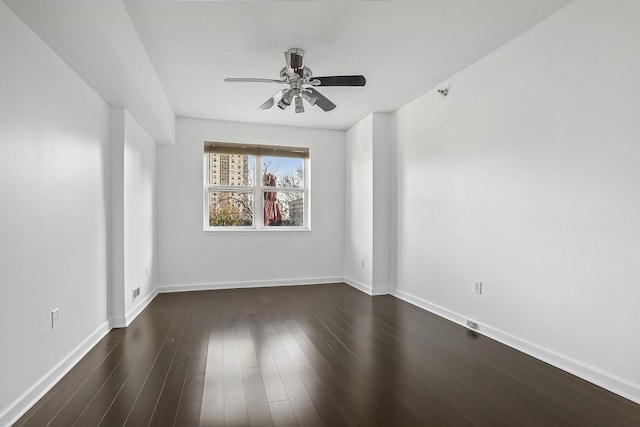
[286,48,306,77]
[280,66,312,82]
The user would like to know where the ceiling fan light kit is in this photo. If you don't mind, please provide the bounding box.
[224,48,366,113]
[294,96,304,114]
[301,91,318,106]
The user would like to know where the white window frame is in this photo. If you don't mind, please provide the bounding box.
[203,143,310,232]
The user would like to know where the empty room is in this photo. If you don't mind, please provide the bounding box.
[1,0,639,426]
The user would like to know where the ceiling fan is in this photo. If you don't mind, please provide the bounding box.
[224,48,366,113]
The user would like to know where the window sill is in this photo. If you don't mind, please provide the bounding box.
[203,227,311,235]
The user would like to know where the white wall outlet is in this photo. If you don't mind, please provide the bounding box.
[132,287,141,300]
[361,259,365,268]
[51,309,59,329]
[466,320,478,329]
[475,281,483,295]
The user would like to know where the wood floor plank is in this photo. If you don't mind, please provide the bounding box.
[274,322,307,363]
[149,299,204,427]
[13,284,640,427]
[397,394,448,426]
[268,400,297,427]
[292,359,356,427]
[122,314,188,427]
[199,330,225,426]
[223,344,248,425]
[344,304,545,426]
[70,329,156,427]
[173,321,211,426]
[70,371,124,426]
[260,322,323,427]
[14,329,126,427]
[97,321,180,427]
[327,304,528,426]
[237,320,259,369]
[242,367,274,427]
[291,324,423,426]
[246,317,289,404]
[46,347,126,427]
[274,321,350,427]
[173,373,205,427]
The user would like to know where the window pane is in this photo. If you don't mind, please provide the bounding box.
[208,191,253,227]
[207,153,253,186]
[262,156,304,188]
[263,190,304,227]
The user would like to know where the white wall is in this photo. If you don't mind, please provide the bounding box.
[345,113,394,295]
[156,118,345,290]
[109,108,126,326]
[394,0,640,402]
[0,2,111,423]
[109,109,157,327]
[124,112,156,315]
[371,114,393,293]
[345,115,373,289]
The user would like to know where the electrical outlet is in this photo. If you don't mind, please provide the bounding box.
[466,320,478,329]
[475,281,483,295]
[51,309,59,329]
[361,259,365,268]
[132,287,141,300]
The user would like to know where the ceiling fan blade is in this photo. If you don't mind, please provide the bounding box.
[308,88,336,112]
[224,78,287,84]
[259,89,286,110]
[314,75,366,87]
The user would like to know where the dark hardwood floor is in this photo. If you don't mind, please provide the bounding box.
[14,283,640,426]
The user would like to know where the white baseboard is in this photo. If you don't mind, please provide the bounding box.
[344,277,373,295]
[157,276,344,294]
[391,288,467,324]
[125,287,158,326]
[109,287,158,328]
[0,321,111,427]
[371,286,392,296]
[344,278,391,296]
[391,288,640,405]
[109,316,126,328]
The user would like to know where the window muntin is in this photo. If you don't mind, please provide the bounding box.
[204,143,309,230]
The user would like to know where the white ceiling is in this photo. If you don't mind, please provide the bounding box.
[5,0,572,134]
[124,0,571,131]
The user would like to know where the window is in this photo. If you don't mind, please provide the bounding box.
[204,142,309,230]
